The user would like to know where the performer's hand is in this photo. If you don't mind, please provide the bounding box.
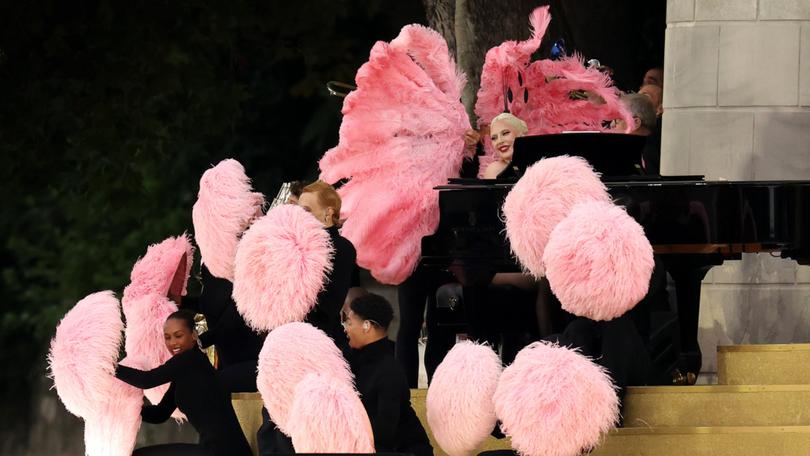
[463,129,481,149]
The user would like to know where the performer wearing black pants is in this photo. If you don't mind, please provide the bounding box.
[115,310,252,456]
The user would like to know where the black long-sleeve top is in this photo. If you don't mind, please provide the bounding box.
[305,225,356,350]
[349,338,432,456]
[115,349,251,456]
[182,266,264,368]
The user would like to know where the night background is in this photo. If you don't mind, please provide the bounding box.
[0,0,664,452]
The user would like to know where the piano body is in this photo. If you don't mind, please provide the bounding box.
[420,134,810,377]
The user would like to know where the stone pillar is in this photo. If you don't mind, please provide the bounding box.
[662,0,810,374]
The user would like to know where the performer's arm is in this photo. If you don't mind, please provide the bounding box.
[141,383,177,424]
[116,356,179,389]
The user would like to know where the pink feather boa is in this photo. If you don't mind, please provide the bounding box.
[319,24,470,285]
[475,7,634,176]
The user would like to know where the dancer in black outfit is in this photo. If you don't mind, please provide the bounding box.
[116,310,252,456]
[344,293,433,456]
[182,265,264,393]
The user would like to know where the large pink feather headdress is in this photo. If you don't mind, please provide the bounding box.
[319,24,470,285]
[192,158,265,281]
[475,6,634,176]
[48,291,144,456]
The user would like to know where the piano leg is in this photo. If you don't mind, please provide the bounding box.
[663,254,725,378]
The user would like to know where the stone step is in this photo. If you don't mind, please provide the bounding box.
[592,426,810,456]
[718,343,810,385]
[232,392,263,456]
[622,384,810,427]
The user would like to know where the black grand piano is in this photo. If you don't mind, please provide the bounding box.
[421,133,810,378]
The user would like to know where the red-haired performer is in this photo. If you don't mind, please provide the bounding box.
[298,180,358,351]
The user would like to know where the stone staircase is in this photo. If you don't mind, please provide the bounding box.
[233,344,810,455]
[591,343,810,456]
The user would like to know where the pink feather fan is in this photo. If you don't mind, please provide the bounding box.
[84,356,148,456]
[426,341,502,456]
[544,201,654,321]
[233,204,334,331]
[502,155,610,278]
[318,24,470,285]
[192,158,265,281]
[121,234,193,415]
[287,373,375,453]
[475,7,633,176]
[122,293,178,406]
[122,234,194,303]
[494,341,619,456]
[256,322,355,436]
[48,291,144,456]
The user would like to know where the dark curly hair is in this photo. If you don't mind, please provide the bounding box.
[349,293,394,329]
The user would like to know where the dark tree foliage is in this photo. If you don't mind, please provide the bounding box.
[0,0,423,436]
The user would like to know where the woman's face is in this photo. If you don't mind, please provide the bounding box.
[490,119,518,163]
[163,318,197,356]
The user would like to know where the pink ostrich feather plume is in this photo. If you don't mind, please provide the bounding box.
[233,204,334,331]
[84,356,147,456]
[475,7,632,176]
[122,234,195,303]
[287,373,375,454]
[192,158,266,281]
[518,56,633,135]
[256,322,354,435]
[503,156,610,278]
[494,341,619,456]
[476,6,551,129]
[48,292,145,456]
[427,341,503,456]
[48,291,126,418]
[544,201,654,321]
[122,293,178,406]
[318,24,470,285]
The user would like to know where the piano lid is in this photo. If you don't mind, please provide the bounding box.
[508,132,647,179]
